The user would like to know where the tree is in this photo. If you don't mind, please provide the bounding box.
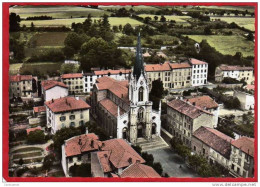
[122,23,134,35]
[144,17,152,24]
[18,158,24,165]
[247,32,254,41]
[60,63,80,74]
[27,130,45,144]
[30,22,35,31]
[152,162,163,175]
[160,15,166,22]
[63,46,76,59]
[42,154,55,171]
[154,16,158,21]
[64,32,83,52]
[9,13,21,32]
[112,25,119,32]
[204,26,212,35]
[119,24,123,32]
[150,79,164,99]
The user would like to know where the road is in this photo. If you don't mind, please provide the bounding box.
[148,147,199,178]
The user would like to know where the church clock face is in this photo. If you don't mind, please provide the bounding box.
[140,81,143,85]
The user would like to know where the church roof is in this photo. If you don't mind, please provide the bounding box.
[99,98,125,117]
[133,33,144,80]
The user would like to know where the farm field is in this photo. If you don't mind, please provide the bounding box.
[20,62,63,76]
[99,5,161,12]
[20,17,143,27]
[9,63,23,75]
[211,17,255,31]
[28,32,68,47]
[10,6,110,19]
[138,14,191,26]
[186,35,254,57]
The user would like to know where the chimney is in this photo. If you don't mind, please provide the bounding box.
[52,99,54,103]
[85,127,89,134]
[102,142,105,148]
[104,154,107,158]
[121,94,123,98]
[90,139,94,148]
[128,157,132,164]
[193,102,196,106]
[76,96,79,100]
[78,137,82,145]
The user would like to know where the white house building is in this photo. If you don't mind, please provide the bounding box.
[41,80,68,101]
[189,58,208,86]
[233,91,255,110]
[45,96,91,134]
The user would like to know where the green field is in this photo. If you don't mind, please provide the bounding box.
[20,62,63,76]
[99,5,160,12]
[9,63,23,75]
[211,17,255,31]
[138,14,191,26]
[10,6,110,19]
[186,35,255,57]
[20,17,143,27]
[29,32,68,47]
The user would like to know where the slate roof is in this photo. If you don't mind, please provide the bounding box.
[193,126,234,159]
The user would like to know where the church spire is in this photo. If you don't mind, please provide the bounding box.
[133,33,144,81]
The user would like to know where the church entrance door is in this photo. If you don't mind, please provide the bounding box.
[152,123,156,134]
[137,123,144,138]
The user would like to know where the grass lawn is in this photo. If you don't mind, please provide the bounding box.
[12,147,43,153]
[28,32,68,47]
[20,62,62,76]
[211,17,255,31]
[13,151,43,159]
[138,14,191,26]
[21,17,143,27]
[186,35,255,57]
[10,5,110,19]
[9,63,23,75]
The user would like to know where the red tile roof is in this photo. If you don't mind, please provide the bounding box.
[99,98,125,117]
[167,99,212,119]
[65,133,100,157]
[45,96,90,113]
[145,62,171,72]
[101,139,145,169]
[94,69,131,76]
[246,84,255,91]
[120,163,161,178]
[41,80,68,91]
[189,58,207,65]
[26,126,42,135]
[231,137,254,157]
[219,65,253,71]
[96,76,129,102]
[10,75,32,82]
[96,151,112,173]
[61,73,83,79]
[185,95,219,110]
[193,126,234,159]
[33,106,46,113]
[170,62,191,69]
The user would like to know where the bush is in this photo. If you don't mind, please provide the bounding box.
[42,153,55,171]
[16,167,29,177]
[27,130,45,144]
[222,77,240,84]
[69,163,91,177]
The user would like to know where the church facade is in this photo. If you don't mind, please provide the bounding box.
[90,33,161,144]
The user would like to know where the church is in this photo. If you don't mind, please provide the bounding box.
[90,33,161,144]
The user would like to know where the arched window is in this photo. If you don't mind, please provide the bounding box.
[138,87,144,101]
[138,107,144,120]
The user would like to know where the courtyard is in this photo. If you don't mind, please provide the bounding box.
[148,147,199,178]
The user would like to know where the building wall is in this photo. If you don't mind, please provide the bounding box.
[44,86,68,101]
[191,64,208,86]
[234,91,254,110]
[230,145,254,177]
[62,77,83,94]
[10,80,33,98]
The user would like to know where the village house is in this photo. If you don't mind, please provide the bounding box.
[9,74,37,99]
[166,98,214,147]
[91,138,145,177]
[229,137,254,178]
[41,80,68,101]
[215,64,254,84]
[189,58,208,87]
[45,96,90,134]
[90,34,162,145]
[61,73,84,94]
[61,133,100,177]
[184,95,219,127]
[192,126,234,168]
[233,91,254,110]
